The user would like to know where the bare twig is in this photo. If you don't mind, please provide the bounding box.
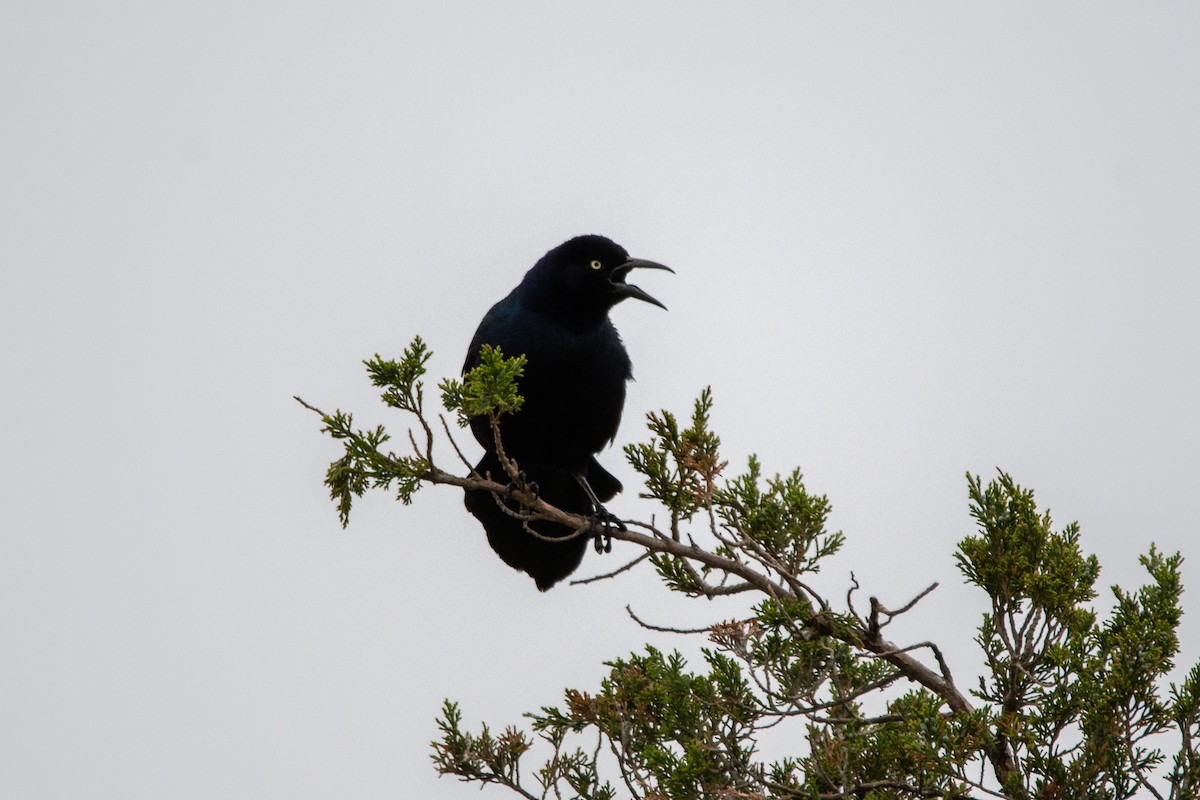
[439,414,475,471]
[847,572,861,620]
[570,553,651,585]
[868,582,940,633]
[625,605,712,635]
[294,395,324,415]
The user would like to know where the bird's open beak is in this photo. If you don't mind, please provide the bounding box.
[612,258,674,310]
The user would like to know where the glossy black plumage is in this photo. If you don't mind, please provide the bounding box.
[462,235,670,590]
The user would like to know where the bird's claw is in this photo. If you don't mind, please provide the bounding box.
[588,508,625,553]
[505,471,539,503]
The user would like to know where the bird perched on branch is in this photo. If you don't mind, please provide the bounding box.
[462,235,672,590]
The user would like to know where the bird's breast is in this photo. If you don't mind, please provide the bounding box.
[492,322,632,467]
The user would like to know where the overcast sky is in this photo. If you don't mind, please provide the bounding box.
[4,3,1199,798]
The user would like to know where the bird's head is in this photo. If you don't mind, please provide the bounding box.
[523,235,673,321]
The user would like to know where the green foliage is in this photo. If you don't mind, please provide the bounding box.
[305,336,529,526]
[440,344,527,428]
[958,471,1100,622]
[1057,546,1185,798]
[958,472,1195,799]
[799,689,991,797]
[625,387,725,522]
[303,334,1200,798]
[311,338,437,525]
[432,701,535,794]
[1168,663,1200,793]
[712,456,842,577]
[528,647,761,800]
[626,388,843,599]
[319,410,423,526]
[366,336,431,414]
[431,467,1198,799]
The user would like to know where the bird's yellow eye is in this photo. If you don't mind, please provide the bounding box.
[589,260,603,270]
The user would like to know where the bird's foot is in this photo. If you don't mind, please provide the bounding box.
[504,471,539,503]
[588,507,625,554]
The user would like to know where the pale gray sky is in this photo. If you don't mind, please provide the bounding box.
[3,3,1199,798]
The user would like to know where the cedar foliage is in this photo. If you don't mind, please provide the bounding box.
[300,338,1200,799]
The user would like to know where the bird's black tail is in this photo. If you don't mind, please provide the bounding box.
[464,453,621,590]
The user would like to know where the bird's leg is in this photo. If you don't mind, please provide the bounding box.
[573,471,624,554]
[504,470,539,503]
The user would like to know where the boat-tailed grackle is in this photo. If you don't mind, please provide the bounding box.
[462,234,672,590]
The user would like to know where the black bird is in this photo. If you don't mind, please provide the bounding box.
[462,235,672,590]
